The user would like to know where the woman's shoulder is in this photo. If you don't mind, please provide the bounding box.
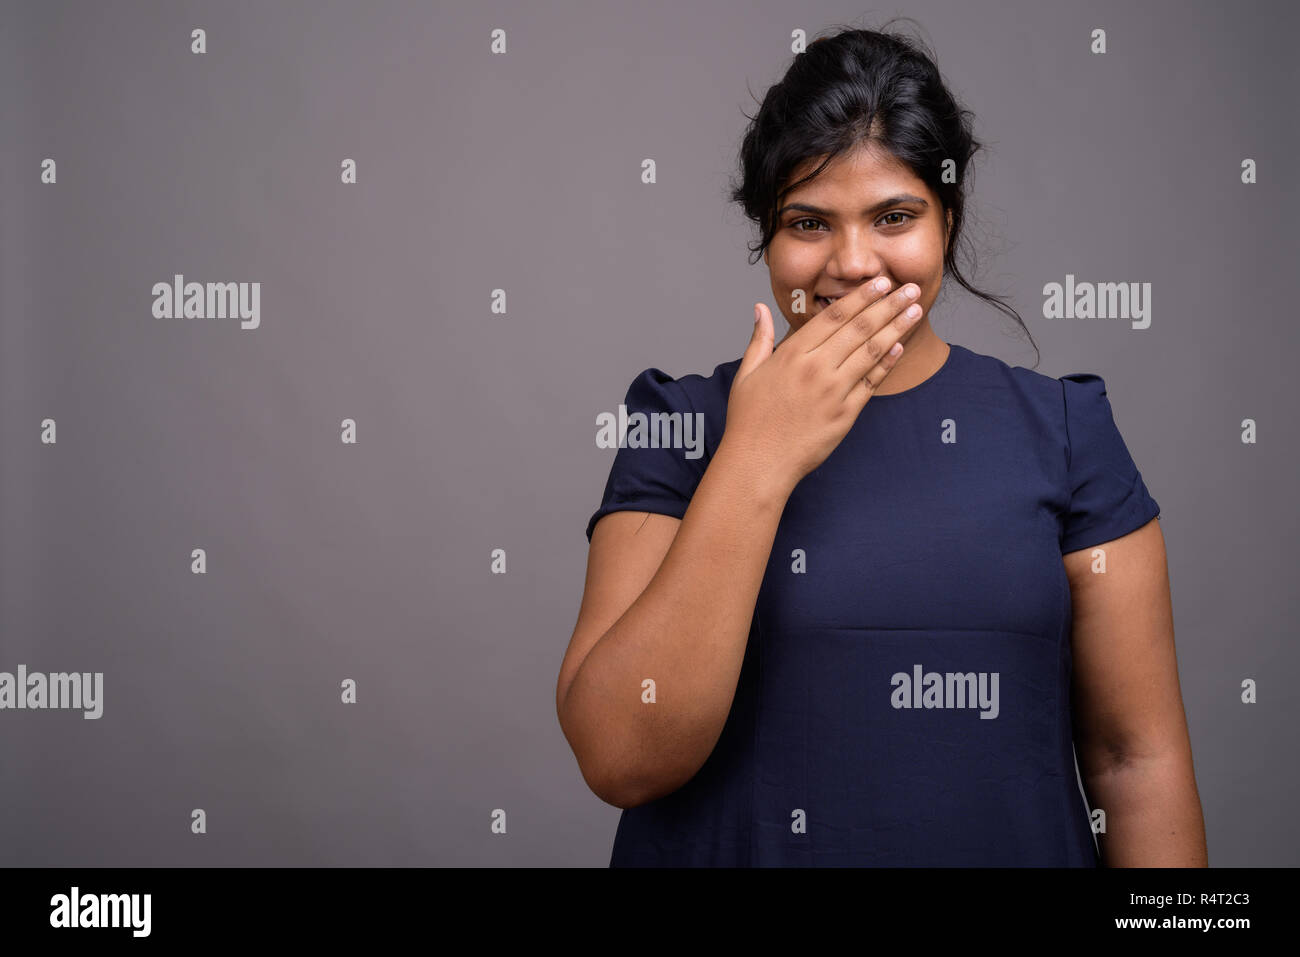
[953,342,1114,417]
[952,345,1149,488]
[954,342,1059,390]
[617,356,744,415]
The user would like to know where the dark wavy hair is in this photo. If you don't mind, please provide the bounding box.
[728,18,1039,366]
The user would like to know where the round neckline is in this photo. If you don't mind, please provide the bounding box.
[867,340,960,400]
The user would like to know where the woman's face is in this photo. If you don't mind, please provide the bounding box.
[764,143,951,342]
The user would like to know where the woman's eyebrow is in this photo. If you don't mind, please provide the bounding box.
[777,194,929,217]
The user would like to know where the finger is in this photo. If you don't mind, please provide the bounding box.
[845,340,904,406]
[837,300,923,396]
[816,281,922,369]
[735,302,774,383]
[795,277,894,351]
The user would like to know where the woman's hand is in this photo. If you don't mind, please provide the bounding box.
[722,278,924,492]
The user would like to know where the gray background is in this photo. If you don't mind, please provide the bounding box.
[1,0,1295,866]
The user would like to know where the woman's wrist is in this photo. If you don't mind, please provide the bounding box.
[712,433,799,510]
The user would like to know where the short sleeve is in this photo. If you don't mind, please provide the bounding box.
[585,368,709,542]
[1059,373,1161,554]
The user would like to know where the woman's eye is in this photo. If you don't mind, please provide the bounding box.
[792,218,823,231]
[879,212,913,226]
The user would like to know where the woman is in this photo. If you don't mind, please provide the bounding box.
[556,24,1206,867]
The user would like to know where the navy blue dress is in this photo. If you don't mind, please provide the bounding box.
[585,342,1160,866]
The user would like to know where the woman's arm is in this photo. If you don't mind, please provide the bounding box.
[1064,518,1208,866]
[557,436,794,809]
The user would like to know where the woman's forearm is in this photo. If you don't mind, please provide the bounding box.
[560,435,795,809]
[1082,753,1207,866]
